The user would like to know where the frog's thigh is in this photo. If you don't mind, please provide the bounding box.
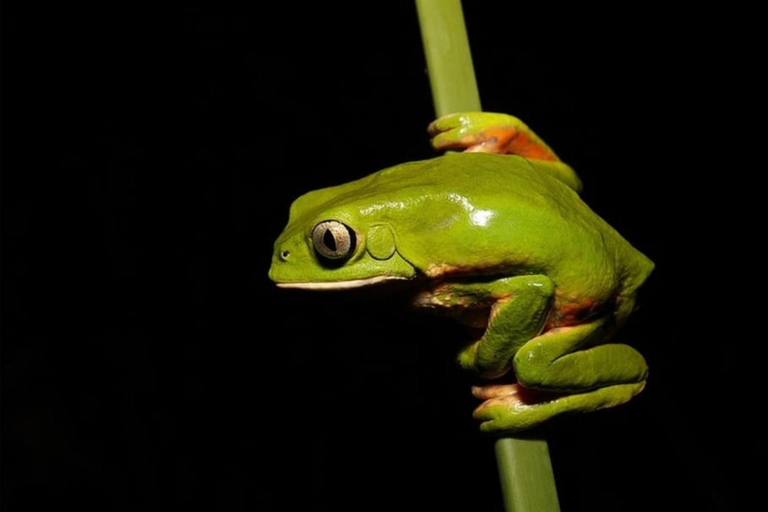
[455,275,555,379]
[513,319,649,392]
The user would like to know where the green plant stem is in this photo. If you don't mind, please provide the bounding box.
[415,0,481,116]
[415,2,561,511]
[495,435,560,512]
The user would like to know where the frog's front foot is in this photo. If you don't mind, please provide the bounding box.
[428,112,560,162]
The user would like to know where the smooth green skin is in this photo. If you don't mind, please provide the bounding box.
[269,112,654,433]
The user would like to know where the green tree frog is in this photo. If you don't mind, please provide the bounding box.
[269,112,654,433]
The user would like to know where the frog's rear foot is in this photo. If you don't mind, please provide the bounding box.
[472,381,646,433]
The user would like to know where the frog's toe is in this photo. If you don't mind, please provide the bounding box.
[472,386,569,433]
[430,124,481,152]
[431,131,474,151]
[473,394,536,433]
[473,394,520,420]
[427,112,472,136]
[471,383,521,400]
[429,112,494,152]
[429,112,522,154]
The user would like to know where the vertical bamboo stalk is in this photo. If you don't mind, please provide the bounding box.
[495,435,561,512]
[415,2,561,511]
[415,0,481,116]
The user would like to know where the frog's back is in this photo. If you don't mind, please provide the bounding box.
[365,153,579,208]
[368,153,653,309]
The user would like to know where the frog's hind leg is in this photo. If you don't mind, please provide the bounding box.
[473,319,648,433]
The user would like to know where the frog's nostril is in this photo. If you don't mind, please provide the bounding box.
[280,249,291,261]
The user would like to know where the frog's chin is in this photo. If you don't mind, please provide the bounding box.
[276,275,409,290]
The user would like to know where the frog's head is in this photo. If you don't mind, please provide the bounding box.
[268,179,419,290]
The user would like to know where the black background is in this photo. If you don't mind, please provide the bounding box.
[3,3,765,511]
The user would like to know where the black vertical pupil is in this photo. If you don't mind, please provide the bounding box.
[323,229,337,251]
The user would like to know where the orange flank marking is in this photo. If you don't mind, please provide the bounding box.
[547,296,603,328]
[560,298,595,317]
[481,127,560,162]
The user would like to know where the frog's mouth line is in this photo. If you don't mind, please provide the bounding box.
[276,276,409,290]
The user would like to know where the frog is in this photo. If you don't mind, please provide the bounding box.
[268,112,654,433]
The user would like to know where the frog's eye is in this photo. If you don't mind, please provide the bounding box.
[312,220,357,261]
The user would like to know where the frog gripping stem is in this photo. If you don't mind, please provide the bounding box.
[269,1,649,509]
[415,1,562,511]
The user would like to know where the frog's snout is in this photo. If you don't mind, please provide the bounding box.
[269,243,292,282]
[269,234,313,284]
